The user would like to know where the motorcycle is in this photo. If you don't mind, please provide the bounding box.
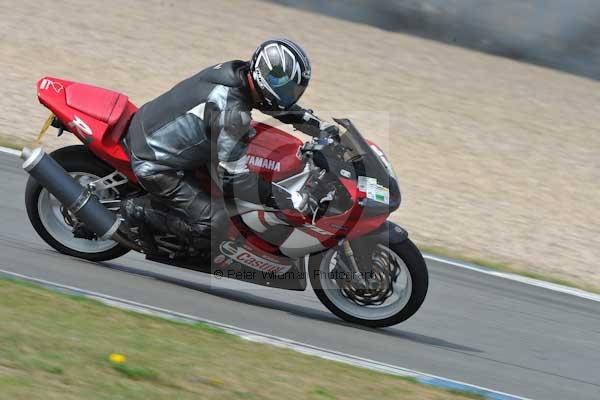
[21,77,428,327]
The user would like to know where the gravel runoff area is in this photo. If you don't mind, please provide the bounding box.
[1,0,599,289]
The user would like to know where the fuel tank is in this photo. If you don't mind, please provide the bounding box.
[246,122,305,182]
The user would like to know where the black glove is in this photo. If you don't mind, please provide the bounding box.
[319,122,340,140]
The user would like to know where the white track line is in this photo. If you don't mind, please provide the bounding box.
[424,254,600,303]
[0,145,22,157]
[0,144,597,303]
[0,268,529,400]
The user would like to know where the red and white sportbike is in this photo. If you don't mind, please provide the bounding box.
[22,77,428,327]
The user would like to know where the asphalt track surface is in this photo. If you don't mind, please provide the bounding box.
[0,151,598,400]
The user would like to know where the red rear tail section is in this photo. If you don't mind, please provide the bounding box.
[37,77,138,181]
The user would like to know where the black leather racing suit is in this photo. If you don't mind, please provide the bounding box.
[124,60,328,244]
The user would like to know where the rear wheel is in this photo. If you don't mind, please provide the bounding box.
[25,145,131,262]
[309,238,428,328]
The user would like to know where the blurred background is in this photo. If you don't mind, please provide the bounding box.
[1,0,599,290]
[273,0,600,80]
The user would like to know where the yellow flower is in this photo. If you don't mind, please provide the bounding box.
[109,353,126,364]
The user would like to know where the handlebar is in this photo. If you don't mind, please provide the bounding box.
[318,124,340,140]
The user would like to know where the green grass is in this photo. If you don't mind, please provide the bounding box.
[0,278,481,400]
[419,244,600,294]
[112,363,158,381]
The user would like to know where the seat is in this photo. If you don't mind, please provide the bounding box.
[106,101,136,142]
[65,83,129,128]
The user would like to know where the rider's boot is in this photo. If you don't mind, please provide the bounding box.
[121,196,159,253]
[122,196,210,254]
[122,194,226,256]
[163,216,212,255]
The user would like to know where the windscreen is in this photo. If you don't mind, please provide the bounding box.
[335,118,401,214]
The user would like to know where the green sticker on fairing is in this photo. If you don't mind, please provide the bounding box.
[358,176,389,204]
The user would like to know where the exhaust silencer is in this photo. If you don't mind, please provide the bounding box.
[21,147,121,240]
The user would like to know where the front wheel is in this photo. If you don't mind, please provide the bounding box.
[309,238,428,328]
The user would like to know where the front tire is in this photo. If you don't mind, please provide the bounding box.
[25,145,131,262]
[309,238,428,328]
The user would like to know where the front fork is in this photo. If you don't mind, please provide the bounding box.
[338,221,409,289]
[341,240,370,289]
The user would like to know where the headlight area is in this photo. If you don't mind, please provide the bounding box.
[369,144,398,181]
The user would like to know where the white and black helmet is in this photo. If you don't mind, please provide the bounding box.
[250,38,311,110]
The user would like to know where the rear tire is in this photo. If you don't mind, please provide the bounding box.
[25,145,131,262]
[309,238,428,328]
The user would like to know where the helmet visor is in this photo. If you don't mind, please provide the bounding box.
[266,74,307,109]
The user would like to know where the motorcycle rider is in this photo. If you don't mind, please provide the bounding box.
[122,38,338,251]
